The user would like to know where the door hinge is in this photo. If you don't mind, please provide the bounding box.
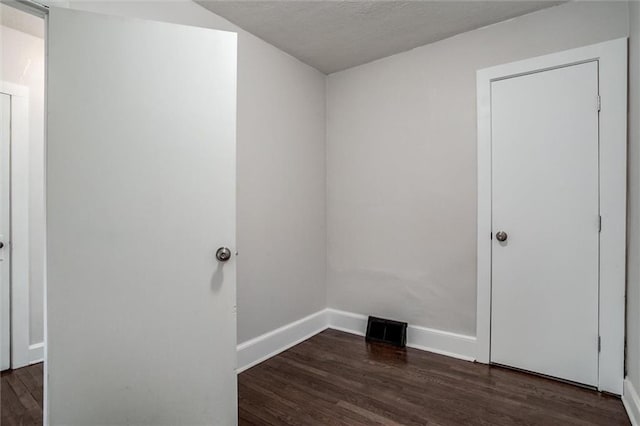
[597,95,601,112]
[599,215,602,233]
[598,336,601,352]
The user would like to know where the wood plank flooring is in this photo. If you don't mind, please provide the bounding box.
[0,332,630,425]
[1,363,43,426]
[239,329,630,425]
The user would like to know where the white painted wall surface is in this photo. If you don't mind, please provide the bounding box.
[0,24,45,346]
[41,0,635,368]
[66,1,327,344]
[626,0,640,400]
[326,1,629,335]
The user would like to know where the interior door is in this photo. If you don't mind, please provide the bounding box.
[46,7,237,424]
[490,61,599,386]
[0,93,10,372]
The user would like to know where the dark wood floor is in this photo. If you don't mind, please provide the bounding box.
[239,329,630,426]
[1,363,43,426]
[0,332,630,425]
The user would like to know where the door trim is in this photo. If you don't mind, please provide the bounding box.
[0,81,31,369]
[476,38,628,395]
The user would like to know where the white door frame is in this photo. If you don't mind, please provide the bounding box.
[476,38,628,395]
[0,81,31,369]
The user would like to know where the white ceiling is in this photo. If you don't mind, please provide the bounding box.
[197,1,564,74]
[0,3,44,38]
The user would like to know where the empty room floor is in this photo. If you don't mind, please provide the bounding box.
[1,362,43,425]
[238,329,629,425]
[1,331,630,425]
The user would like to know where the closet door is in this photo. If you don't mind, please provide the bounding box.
[490,61,600,386]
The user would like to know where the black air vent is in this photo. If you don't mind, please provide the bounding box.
[365,316,407,347]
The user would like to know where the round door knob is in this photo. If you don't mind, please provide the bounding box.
[496,231,508,242]
[0,242,4,249]
[216,247,231,262]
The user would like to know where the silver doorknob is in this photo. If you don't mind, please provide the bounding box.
[496,231,508,242]
[216,247,231,262]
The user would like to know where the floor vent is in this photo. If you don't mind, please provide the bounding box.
[365,316,407,347]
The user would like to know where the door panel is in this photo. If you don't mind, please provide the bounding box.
[490,62,599,386]
[47,8,237,424]
[0,93,10,372]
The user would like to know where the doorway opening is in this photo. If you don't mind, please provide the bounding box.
[0,2,46,374]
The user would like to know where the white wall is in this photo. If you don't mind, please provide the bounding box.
[65,1,327,344]
[626,0,640,404]
[326,1,629,336]
[39,0,636,368]
[0,24,45,346]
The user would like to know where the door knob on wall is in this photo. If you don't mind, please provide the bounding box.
[216,247,232,262]
[496,231,508,242]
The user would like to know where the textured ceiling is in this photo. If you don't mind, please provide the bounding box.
[197,1,564,74]
[0,3,44,38]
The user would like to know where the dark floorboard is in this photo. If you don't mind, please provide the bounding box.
[0,333,630,425]
[238,329,630,426]
[1,363,43,426]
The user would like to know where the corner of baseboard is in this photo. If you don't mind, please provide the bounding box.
[326,308,367,335]
[235,308,478,377]
[623,377,640,426]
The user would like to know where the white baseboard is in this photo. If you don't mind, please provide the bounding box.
[326,308,367,336]
[236,310,328,373]
[623,377,640,426]
[326,308,476,362]
[236,308,477,374]
[29,342,44,364]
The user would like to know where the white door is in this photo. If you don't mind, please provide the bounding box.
[490,61,600,386]
[0,93,10,372]
[47,7,237,425]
